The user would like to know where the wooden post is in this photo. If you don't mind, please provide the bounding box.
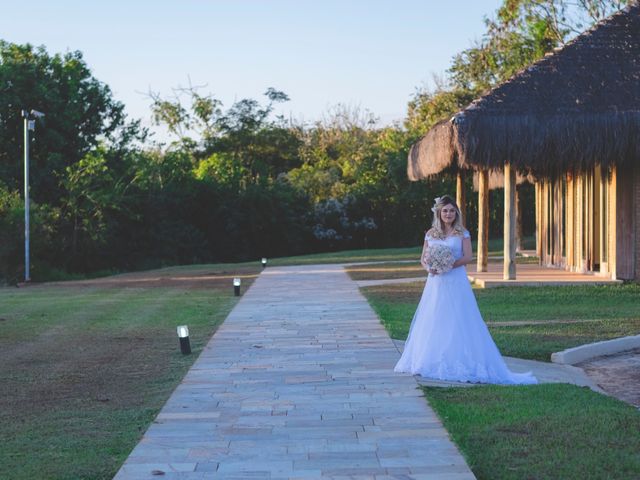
[609,166,617,279]
[576,175,584,272]
[553,178,562,265]
[456,170,466,222]
[477,170,489,273]
[535,181,541,259]
[566,174,575,271]
[614,165,634,280]
[516,186,522,252]
[587,170,596,271]
[504,163,517,280]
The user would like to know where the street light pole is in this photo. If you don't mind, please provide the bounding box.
[22,110,31,283]
[21,109,44,283]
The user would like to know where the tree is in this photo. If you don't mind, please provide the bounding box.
[59,147,136,269]
[150,85,303,184]
[448,0,628,94]
[0,41,135,205]
[405,83,477,139]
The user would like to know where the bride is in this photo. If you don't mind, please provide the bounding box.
[394,195,537,385]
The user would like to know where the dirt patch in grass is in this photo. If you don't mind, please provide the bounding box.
[41,265,260,290]
[2,331,170,417]
[346,262,425,281]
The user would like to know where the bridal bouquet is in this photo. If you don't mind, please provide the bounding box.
[424,244,455,275]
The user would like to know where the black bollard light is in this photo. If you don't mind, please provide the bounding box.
[177,325,191,355]
[233,277,241,296]
[261,257,267,269]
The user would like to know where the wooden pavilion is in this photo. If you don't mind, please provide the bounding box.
[408,2,640,281]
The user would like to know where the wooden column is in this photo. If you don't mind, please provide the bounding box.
[540,180,549,264]
[614,165,635,280]
[553,178,563,265]
[477,170,489,272]
[516,186,522,252]
[533,181,542,260]
[544,179,551,265]
[576,175,584,272]
[504,163,517,280]
[586,171,593,270]
[566,175,575,271]
[456,170,466,222]
[594,166,602,269]
[609,166,617,279]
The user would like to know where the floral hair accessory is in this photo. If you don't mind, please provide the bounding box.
[431,196,442,213]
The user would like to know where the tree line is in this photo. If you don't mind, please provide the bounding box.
[0,0,625,283]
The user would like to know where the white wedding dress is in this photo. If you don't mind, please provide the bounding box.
[394,230,538,385]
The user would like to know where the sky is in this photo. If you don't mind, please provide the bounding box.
[1,0,503,139]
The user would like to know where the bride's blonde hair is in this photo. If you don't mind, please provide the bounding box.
[427,195,465,239]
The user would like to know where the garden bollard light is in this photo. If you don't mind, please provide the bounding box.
[233,277,241,296]
[261,257,267,269]
[177,325,191,355]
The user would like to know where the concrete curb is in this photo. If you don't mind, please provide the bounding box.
[551,335,640,365]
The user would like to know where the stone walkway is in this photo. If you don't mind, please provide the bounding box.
[114,265,475,480]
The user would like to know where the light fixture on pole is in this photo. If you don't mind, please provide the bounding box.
[233,277,241,296]
[21,109,45,283]
[261,257,267,269]
[176,325,191,354]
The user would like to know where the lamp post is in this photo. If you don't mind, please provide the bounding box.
[21,109,45,283]
[261,257,267,269]
[233,277,241,296]
[177,325,191,354]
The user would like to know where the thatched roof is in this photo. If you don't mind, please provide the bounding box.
[407,120,456,180]
[471,171,532,191]
[409,2,640,179]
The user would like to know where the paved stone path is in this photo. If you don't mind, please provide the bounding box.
[114,265,475,480]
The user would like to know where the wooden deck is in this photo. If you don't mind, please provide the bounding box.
[468,261,622,288]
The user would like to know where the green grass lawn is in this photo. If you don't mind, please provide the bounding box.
[362,282,640,360]
[489,319,640,360]
[424,384,640,480]
[0,264,260,480]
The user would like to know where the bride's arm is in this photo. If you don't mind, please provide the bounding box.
[421,238,438,275]
[452,237,473,268]
[420,239,429,270]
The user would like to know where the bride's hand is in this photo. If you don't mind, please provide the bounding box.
[428,268,438,276]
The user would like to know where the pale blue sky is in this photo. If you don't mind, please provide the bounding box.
[1,0,502,137]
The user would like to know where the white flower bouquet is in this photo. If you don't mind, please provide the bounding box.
[424,244,455,275]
